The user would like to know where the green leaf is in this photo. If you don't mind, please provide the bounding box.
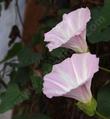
[0,43,22,63]
[41,63,52,75]
[88,26,110,43]
[31,74,43,94]
[97,84,110,118]
[87,0,110,43]
[10,67,31,86]
[17,47,42,67]
[50,47,68,59]
[0,84,29,113]
[31,32,43,47]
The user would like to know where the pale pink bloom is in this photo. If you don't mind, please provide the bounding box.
[44,7,91,52]
[43,53,99,103]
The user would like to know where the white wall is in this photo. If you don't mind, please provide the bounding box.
[0,0,25,69]
[0,110,13,119]
[0,0,25,119]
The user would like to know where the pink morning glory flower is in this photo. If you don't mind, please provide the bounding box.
[44,7,91,52]
[43,53,99,103]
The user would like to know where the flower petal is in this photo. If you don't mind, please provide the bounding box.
[62,29,88,52]
[43,53,99,101]
[65,80,92,103]
[44,7,91,51]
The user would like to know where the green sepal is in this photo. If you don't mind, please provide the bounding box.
[76,98,97,117]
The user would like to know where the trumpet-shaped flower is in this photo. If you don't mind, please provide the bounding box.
[43,53,99,103]
[44,7,91,52]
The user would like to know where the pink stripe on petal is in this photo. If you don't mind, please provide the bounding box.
[43,53,99,103]
[65,80,92,103]
[62,29,88,52]
[44,7,91,52]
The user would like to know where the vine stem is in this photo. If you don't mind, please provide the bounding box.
[96,111,108,119]
[15,0,24,27]
[99,67,110,73]
[97,67,110,119]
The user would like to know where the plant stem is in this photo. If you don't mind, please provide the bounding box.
[16,0,24,27]
[99,67,110,73]
[96,111,108,119]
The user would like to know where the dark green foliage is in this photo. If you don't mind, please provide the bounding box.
[13,113,51,119]
[0,84,29,113]
[97,84,110,118]
[50,48,69,59]
[0,0,4,3]
[41,63,52,75]
[31,74,43,94]
[10,67,31,86]
[17,47,42,67]
[0,43,22,63]
[87,0,110,43]
[31,32,43,47]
